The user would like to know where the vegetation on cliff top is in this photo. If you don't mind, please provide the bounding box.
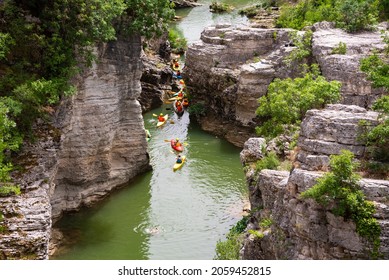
[277,0,388,32]
[0,0,174,190]
[301,150,381,258]
[255,64,341,138]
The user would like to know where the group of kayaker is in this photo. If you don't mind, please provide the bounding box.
[170,59,188,168]
[148,58,189,170]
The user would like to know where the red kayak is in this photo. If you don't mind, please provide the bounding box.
[171,139,184,152]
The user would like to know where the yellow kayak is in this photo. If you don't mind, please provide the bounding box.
[156,114,169,127]
[173,156,186,171]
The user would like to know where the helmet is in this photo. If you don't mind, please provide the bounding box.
[160,113,163,116]
[176,138,179,141]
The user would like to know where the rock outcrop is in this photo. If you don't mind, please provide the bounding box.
[240,104,389,259]
[296,104,379,171]
[312,22,387,108]
[185,24,297,146]
[185,22,387,147]
[52,36,150,221]
[0,123,59,259]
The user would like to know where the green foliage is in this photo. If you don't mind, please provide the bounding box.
[259,218,273,229]
[188,103,206,117]
[276,0,382,32]
[337,0,379,33]
[284,30,313,66]
[122,0,175,39]
[0,184,21,197]
[210,1,234,13]
[360,52,389,92]
[301,150,381,257]
[331,42,347,55]
[0,32,13,60]
[230,215,250,235]
[277,0,339,30]
[248,229,265,239]
[255,151,280,172]
[256,64,341,138]
[214,233,241,260]
[168,29,187,54]
[214,215,249,260]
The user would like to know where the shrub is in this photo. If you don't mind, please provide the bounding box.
[214,233,241,260]
[360,34,389,92]
[331,42,347,55]
[256,64,341,138]
[168,29,187,54]
[301,150,381,257]
[210,1,234,13]
[0,184,21,197]
[255,152,280,172]
[276,0,381,32]
[284,30,313,66]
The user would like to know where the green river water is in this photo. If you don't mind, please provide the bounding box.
[52,0,255,260]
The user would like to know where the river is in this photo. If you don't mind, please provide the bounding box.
[52,0,254,260]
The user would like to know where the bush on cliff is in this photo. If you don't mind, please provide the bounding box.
[255,64,341,138]
[277,0,385,32]
[301,150,381,258]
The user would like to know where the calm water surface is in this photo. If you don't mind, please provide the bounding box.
[52,0,255,260]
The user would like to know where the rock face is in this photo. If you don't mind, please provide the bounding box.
[0,124,59,260]
[312,22,387,108]
[139,52,172,113]
[52,36,151,221]
[296,104,379,171]
[185,24,297,146]
[185,23,387,147]
[241,168,389,260]
[240,104,389,259]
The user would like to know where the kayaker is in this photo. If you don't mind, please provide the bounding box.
[176,155,182,164]
[182,99,189,108]
[176,101,183,112]
[175,138,182,147]
[158,113,165,122]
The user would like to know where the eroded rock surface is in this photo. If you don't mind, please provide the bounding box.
[296,104,379,171]
[52,36,151,221]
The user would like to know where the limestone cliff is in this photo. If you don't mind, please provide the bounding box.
[240,105,389,259]
[185,22,387,147]
[0,35,150,259]
[52,35,150,221]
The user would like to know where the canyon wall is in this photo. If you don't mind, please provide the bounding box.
[0,35,150,259]
[185,22,387,147]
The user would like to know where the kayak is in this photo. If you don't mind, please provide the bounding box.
[156,114,169,127]
[169,96,183,101]
[171,139,184,152]
[173,156,186,171]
